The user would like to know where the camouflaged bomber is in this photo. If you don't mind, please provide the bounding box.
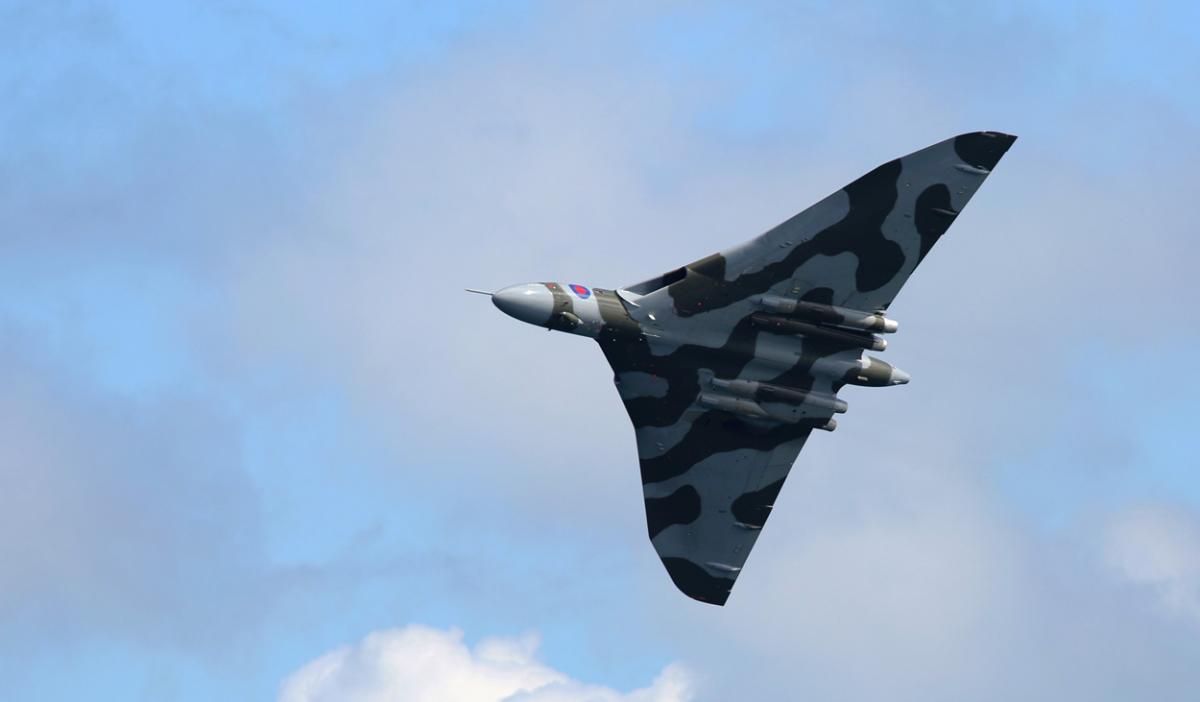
[479,131,1016,605]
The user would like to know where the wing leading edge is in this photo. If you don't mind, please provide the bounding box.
[600,132,1016,605]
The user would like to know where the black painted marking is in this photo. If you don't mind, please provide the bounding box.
[913,184,956,262]
[661,557,735,605]
[645,485,702,539]
[730,478,786,529]
[801,287,836,305]
[953,132,1016,171]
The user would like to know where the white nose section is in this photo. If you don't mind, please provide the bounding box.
[493,283,555,326]
[890,368,911,385]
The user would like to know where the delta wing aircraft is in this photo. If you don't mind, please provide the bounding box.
[477,132,1015,605]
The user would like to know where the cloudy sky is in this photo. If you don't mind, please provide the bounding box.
[3,1,1200,700]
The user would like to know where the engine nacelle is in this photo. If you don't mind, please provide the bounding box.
[751,313,887,351]
[842,356,911,387]
[757,295,898,334]
[697,392,769,419]
[710,377,847,414]
[697,392,840,430]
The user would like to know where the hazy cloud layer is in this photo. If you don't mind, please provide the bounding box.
[1106,505,1200,624]
[3,3,1199,701]
[0,327,267,657]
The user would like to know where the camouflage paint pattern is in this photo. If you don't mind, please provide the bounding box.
[490,132,1016,605]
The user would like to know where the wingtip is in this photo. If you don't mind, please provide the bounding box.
[983,130,1018,146]
[954,131,1017,170]
[660,557,736,606]
[957,130,1017,141]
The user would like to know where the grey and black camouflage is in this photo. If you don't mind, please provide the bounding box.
[487,131,1016,605]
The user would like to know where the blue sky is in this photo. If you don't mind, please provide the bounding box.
[3,2,1200,700]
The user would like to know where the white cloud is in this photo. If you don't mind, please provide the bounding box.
[1105,505,1200,624]
[278,625,693,702]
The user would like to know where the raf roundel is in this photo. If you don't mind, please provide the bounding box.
[569,284,591,299]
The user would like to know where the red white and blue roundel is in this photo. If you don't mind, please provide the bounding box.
[568,283,591,299]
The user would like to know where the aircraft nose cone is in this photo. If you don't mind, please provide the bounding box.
[890,368,911,385]
[493,283,555,326]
